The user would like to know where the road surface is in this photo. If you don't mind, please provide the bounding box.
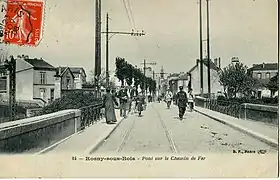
[93,102,277,154]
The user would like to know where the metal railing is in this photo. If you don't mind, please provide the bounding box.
[79,102,103,130]
[206,99,241,118]
[195,97,241,118]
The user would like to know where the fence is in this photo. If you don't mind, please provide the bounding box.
[195,96,278,125]
[79,102,103,130]
[206,99,241,118]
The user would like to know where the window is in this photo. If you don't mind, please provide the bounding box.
[266,72,270,79]
[40,72,46,84]
[50,89,54,101]
[257,73,262,79]
[39,88,46,99]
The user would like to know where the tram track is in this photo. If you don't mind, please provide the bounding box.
[151,104,179,153]
[116,115,137,152]
[115,103,178,153]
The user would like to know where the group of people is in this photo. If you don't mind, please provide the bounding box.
[102,86,147,124]
[102,85,194,124]
[164,86,194,120]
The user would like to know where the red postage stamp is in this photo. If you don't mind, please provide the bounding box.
[1,0,44,46]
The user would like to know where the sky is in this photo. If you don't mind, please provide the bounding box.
[0,0,278,79]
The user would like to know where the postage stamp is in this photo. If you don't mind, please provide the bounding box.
[0,0,44,46]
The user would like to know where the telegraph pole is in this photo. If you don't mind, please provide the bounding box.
[105,13,109,88]
[94,0,101,95]
[206,0,211,96]
[199,0,204,95]
[102,13,145,88]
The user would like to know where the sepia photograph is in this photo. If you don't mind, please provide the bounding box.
[0,0,279,178]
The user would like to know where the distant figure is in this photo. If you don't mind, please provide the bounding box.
[102,88,118,124]
[136,91,146,116]
[176,86,188,120]
[187,88,194,112]
[165,89,173,109]
[117,86,128,118]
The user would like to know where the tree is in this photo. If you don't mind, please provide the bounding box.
[266,74,278,97]
[115,57,126,86]
[219,63,258,98]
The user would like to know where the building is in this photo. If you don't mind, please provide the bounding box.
[55,67,75,90]
[188,58,223,96]
[68,67,87,89]
[167,73,180,94]
[248,62,278,98]
[177,73,189,91]
[14,55,58,105]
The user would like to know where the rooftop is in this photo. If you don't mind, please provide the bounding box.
[24,58,55,70]
[249,63,278,71]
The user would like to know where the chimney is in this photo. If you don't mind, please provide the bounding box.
[214,58,218,66]
[218,57,221,69]
[58,67,61,75]
[262,62,265,68]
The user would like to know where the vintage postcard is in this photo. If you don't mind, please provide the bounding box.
[0,0,278,178]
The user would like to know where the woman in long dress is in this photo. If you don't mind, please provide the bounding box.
[102,88,118,124]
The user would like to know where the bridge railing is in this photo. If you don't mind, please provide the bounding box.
[195,96,278,125]
[79,103,103,130]
[206,98,241,119]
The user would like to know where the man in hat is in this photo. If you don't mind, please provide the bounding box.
[117,85,128,118]
[176,86,188,120]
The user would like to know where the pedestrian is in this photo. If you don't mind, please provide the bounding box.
[176,86,188,120]
[165,89,173,109]
[118,86,128,118]
[136,91,146,116]
[127,87,134,113]
[102,88,119,124]
[188,88,194,112]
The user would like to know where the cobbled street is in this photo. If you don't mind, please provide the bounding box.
[94,102,277,154]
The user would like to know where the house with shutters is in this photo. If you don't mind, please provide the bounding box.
[15,55,58,105]
[248,62,278,98]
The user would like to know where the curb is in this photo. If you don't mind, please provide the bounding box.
[194,108,278,149]
[85,115,126,155]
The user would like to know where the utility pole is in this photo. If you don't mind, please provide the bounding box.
[199,0,204,95]
[105,13,109,88]
[206,0,211,96]
[102,13,145,88]
[94,0,101,96]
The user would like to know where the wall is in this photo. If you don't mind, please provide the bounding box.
[240,103,278,125]
[16,59,34,101]
[33,70,56,102]
[0,109,81,153]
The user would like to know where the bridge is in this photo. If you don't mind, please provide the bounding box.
[0,97,278,154]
